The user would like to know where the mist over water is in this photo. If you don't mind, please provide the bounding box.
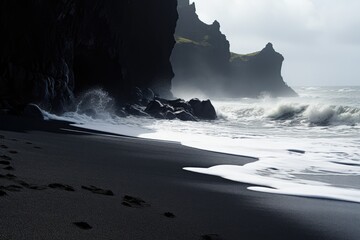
[44,86,360,203]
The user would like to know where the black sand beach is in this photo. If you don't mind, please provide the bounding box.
[0,114,359,240]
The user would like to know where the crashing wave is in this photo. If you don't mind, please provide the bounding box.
[267,103,360,126]
[220,101,360,127]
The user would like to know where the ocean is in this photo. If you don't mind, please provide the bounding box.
[44,86,360,203]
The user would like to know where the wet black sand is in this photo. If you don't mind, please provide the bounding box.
[0,114,359,240]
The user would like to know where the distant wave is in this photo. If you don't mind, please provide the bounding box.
[338,88,357,93]
[267,103,360,126]
[218,102,360,127]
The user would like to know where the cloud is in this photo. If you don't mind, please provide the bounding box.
[191,0,360,85]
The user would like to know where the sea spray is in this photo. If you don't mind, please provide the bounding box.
[75,89,115,119]
[43,86,360,203]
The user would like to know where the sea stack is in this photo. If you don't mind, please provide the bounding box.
[172,0,297,98]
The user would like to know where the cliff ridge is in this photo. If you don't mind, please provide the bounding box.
[172,0,297,98]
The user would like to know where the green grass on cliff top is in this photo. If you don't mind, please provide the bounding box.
[175,36,211,47]
[230,51,260,62]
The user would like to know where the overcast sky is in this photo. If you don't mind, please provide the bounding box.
[190,0,360,86]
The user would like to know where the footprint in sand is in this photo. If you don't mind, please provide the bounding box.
[163,212,176,218]
[122,195,150,208]
[82,185,114,196]
[0,190,7,197]
[48,183,75,192]
[8,150,18,154]
[13,179,47,190]
[0,174,46,191]
[25,142,33,145]
[3,166,15,171]
[0,155,12,161]
[0,160,10,166]
[26,184,47,190]
[201,234,223,240]
[33,146,42,149]
[21,182,47,190]
[0,145,8,149]
[73,222,93,230]
[0,185,23,192]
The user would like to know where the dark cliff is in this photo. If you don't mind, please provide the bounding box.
[0,0,178,112]
[229,43,297,97]
[172,0,297,98]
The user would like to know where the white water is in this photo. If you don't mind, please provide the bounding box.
[44,86,360,203]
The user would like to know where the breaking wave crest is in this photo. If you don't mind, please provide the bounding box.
[221,102,360,127]
[42,86,360,203]
[268,103,360,126]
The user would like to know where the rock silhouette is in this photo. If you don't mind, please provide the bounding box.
[172,0,297,98]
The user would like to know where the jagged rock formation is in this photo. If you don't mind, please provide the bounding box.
[0,0,178,112]
[172,0,297,98]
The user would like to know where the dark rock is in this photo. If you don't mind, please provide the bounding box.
[153,112,166,119]
[141,88,155,105]
[168,99,192,112]
[130,87,144,104]
[188,99,217,120]
[0,0,178,112]
[163,104,175,113]
[23,104,45,120]
[145,100,164,115]
[175,110,197,121]
[143,97,216,121]
[144,100,178,119]
[125,105,150,117]
[0,108,10,115]
[164,111,177,120]
[142,88,155,102]
[230,43,298,97]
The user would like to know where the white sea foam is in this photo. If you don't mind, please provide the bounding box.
[44,86,360,204]
[185,165,360,203]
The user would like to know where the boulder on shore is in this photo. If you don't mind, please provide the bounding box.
[142,98,217,121]
[23,103,45,120]
[188,99,217,120]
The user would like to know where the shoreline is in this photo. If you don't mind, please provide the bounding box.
[1,114,359,239]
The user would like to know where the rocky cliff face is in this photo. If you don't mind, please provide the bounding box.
[229,43,297,97]
[0,0,178,112]
[172,0,297,97]
[171,0,230,96]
